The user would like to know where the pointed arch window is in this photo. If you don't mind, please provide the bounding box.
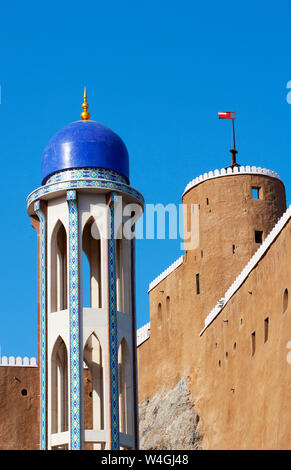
[84,333,104,436]
[116,227,132,314]
[51,337,68,433]
[118,339,133,436]
[51,222,67,312]
[82,218,102,308]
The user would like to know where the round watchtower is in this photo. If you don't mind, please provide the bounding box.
[182,165,286,313]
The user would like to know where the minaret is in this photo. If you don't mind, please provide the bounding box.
[27,91,144,450]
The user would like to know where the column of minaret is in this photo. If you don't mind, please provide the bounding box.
[27,91,144,450]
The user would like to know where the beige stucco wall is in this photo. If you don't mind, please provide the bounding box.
[0,366,39,450]
[0,366,96,450]
[138,173,291,449]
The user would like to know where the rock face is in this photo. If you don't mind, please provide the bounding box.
[138,378,201,450]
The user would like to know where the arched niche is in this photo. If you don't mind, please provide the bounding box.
[83,333,104,432]
[51,336,68,434]
[118,338,133,436]
[51,220,68,312]
[115,219,132,314]
[82,217,102,308]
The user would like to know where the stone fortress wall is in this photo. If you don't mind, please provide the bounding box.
[137,165,291,449]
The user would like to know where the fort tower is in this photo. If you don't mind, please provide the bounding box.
[138,164,287,417]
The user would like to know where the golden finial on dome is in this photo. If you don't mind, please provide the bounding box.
[81,87,91,120]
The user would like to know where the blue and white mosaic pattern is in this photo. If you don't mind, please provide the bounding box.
[108,193,120,449]
[67,190,81,450]
[34,201,47,450]
[27,178,144,209]
[46,168,127,185]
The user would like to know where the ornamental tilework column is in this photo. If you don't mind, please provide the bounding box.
[67,190,82,450]
[108,193,120,449]
[34,200,47,450]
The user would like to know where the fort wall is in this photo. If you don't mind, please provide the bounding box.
[137,167,290,449]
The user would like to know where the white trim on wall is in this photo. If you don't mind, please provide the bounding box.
[183,165,281,197]
[200,205,291,335]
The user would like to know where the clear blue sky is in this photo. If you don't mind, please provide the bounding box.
[0,1,290,357]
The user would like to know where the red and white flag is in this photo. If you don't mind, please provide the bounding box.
[218,111,235,119]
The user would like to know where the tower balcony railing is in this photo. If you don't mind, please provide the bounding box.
[50,429,133,450]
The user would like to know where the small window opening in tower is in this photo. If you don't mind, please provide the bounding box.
[196,274,200,295]
[251,331,256,357]
[157,302,162,326]
[252,187,262,199]
[232,244,236,254]
[283,289,288,313]
[264,317,269,343]
[206,198,209,205]
[166,296,170,316]
[201,250,203,258]
[255,230,263,244]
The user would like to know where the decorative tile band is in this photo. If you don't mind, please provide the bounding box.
[46,168,127,185]
[67,190,81,450]
[27,178,144,210]
[108,193,120,450]
[183,165,282,197]
[34,200,47,450]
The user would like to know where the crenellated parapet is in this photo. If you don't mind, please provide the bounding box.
[148,256,184,292]
[183,165,281,197]
[137,322,151,347]
[0,356,37,367]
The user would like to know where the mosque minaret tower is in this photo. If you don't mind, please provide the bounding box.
[27,90,144,450]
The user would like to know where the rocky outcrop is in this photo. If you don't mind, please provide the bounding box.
[138,378,202,450]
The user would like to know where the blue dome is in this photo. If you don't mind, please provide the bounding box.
[41,120,129,185]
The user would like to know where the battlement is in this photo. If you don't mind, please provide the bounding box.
[148,256,184,292]
[200,204,291,335]
[0,356,37,367]
[183,165,281,197]
[137,322,151,347]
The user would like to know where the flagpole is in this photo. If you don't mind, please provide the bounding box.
[218,111,239,168]
[232,118,236,151]
[230,113,238,166]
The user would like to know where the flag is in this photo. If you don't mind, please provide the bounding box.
[218,111,235,119]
